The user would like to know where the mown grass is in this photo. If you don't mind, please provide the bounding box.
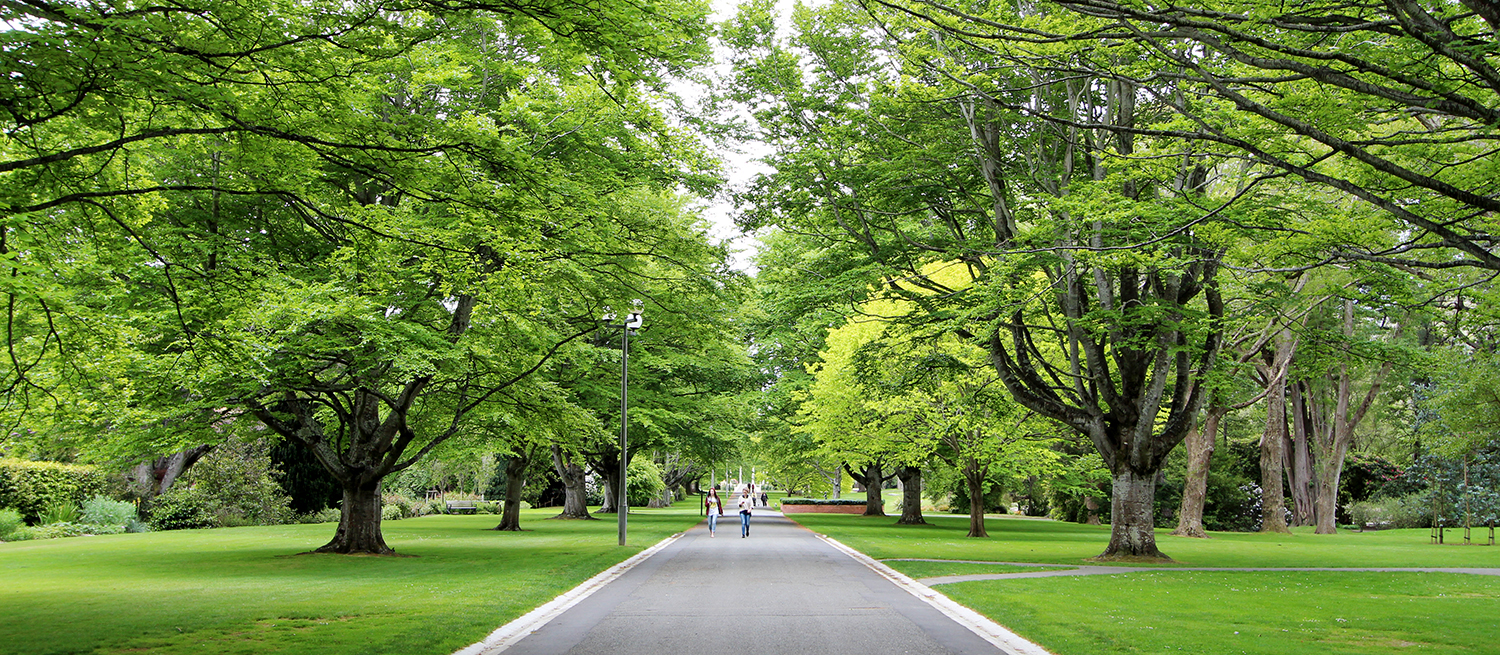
[0,503,704,655]
[942,571,1500,655]
[789,512,1500,567]
[789,513,1500,655]
[880,560,1071,579]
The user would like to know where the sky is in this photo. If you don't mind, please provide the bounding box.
[683,0,812,274]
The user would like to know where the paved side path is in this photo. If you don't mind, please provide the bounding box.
[488,511,1019,655]
[901,559,1500,585]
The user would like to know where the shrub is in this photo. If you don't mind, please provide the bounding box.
[1349,493,1433,529]
[40,500,80,525]
[306,508,341,524]
[626,458,667,507]
[124,519,150,533]
[80,496,137,527]
[0,508,24,540]
[381,503,405,521]
[780,498,868,505]
[148,488,215,531]
[176,438,294,527]
[0,459,106,524]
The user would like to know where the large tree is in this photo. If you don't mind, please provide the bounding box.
[2,1,718,554]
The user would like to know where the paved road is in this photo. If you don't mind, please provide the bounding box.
[495,510,1012,655]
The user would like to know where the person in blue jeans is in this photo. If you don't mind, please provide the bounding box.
[704,488,723,537]
[737,490,752,537]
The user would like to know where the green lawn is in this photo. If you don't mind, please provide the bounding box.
[788,512,1500,568]
[881,560,1071,579]
[0,503,705,655]
[942,571,1500,655]
[788,513,1500,655]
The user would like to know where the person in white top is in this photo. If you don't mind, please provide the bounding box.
[737,490,753,537]
[704,488,723,537]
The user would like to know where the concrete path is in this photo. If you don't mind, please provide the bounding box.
[896,558,1500,585]
[475,511,1033,655]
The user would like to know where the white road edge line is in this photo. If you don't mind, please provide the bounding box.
[816,534,1056,655]
[453,531,687,655]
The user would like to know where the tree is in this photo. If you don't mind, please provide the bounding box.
[726,0,1253,558]
[4,3,719,554]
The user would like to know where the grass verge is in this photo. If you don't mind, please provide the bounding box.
[788,512,1500,655]
[0,503,704,655]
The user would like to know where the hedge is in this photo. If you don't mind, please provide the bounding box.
[779,498,872,506]
[0,459,108,524]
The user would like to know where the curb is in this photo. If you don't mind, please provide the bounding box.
[453,531,686,655]
[815,534,1055,655]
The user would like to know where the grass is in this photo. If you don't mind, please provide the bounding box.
[0,502,705,655]
[941,571,1500,654]
[880,560,1072,579]
[788,512,1500,568]
[787,512,1500,655]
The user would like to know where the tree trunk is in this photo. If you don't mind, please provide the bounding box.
[1099,468,1167,560]
[1310,300,1394,534]
[1172,408,1221,538]
[1287,383,1316,526]
[551,445,594,520]
[598,470,620,514]
[844,462,887,516]
[494,454,528,531]
[1259,380,1291,533]
[895,466,927,525]
[1083,495,1101,525]
[316,478,392,555]
[127,444,216,515]
[964,458,988,538]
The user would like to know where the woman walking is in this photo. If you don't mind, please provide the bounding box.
[705,488,723,537]
[737,488,753,538]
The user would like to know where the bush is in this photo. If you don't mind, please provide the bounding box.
[0,508,24,540]
[176,437,294,527]
[1349,493,1433,529]
[627,459,667,507]
[124,519,150,533]
[381,503,405,521]
[148,488,215,531]
[39,500,80,525]
[306,508,341,524]
[0,459,106,524]
[80,496,137,527]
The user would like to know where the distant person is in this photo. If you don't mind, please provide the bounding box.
[738,490,753,537]
[760,490,768,507]
[705,488,723,538]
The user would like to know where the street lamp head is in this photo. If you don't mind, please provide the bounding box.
[625,311,643,330]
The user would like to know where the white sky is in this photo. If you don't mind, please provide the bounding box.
[684,0,811,274]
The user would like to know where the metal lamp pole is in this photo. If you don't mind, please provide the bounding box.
[605,307,642,546]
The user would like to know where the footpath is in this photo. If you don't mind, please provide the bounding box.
[459,508,1042,655]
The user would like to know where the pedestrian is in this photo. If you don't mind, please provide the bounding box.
[760,490,768,507]
[737,489,753,537]
[705,488,723,538]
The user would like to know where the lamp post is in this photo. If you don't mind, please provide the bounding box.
[603,305,643,546]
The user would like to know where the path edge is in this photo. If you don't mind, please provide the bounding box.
[815,534,1056,655]
[453,531,687,655]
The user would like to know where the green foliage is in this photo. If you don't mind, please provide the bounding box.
[0,459,106,525]
[0,509,23,540]
[1348,494,1433,530]
[39,500,80,525]
[626,458,667,507]
[79,496,137,527]
[170,438,293,527]
[148,489,216,531]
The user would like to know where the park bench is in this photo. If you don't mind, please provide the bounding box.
[445,500,479,514]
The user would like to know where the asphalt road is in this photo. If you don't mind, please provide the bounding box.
[494,509,1013,655]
